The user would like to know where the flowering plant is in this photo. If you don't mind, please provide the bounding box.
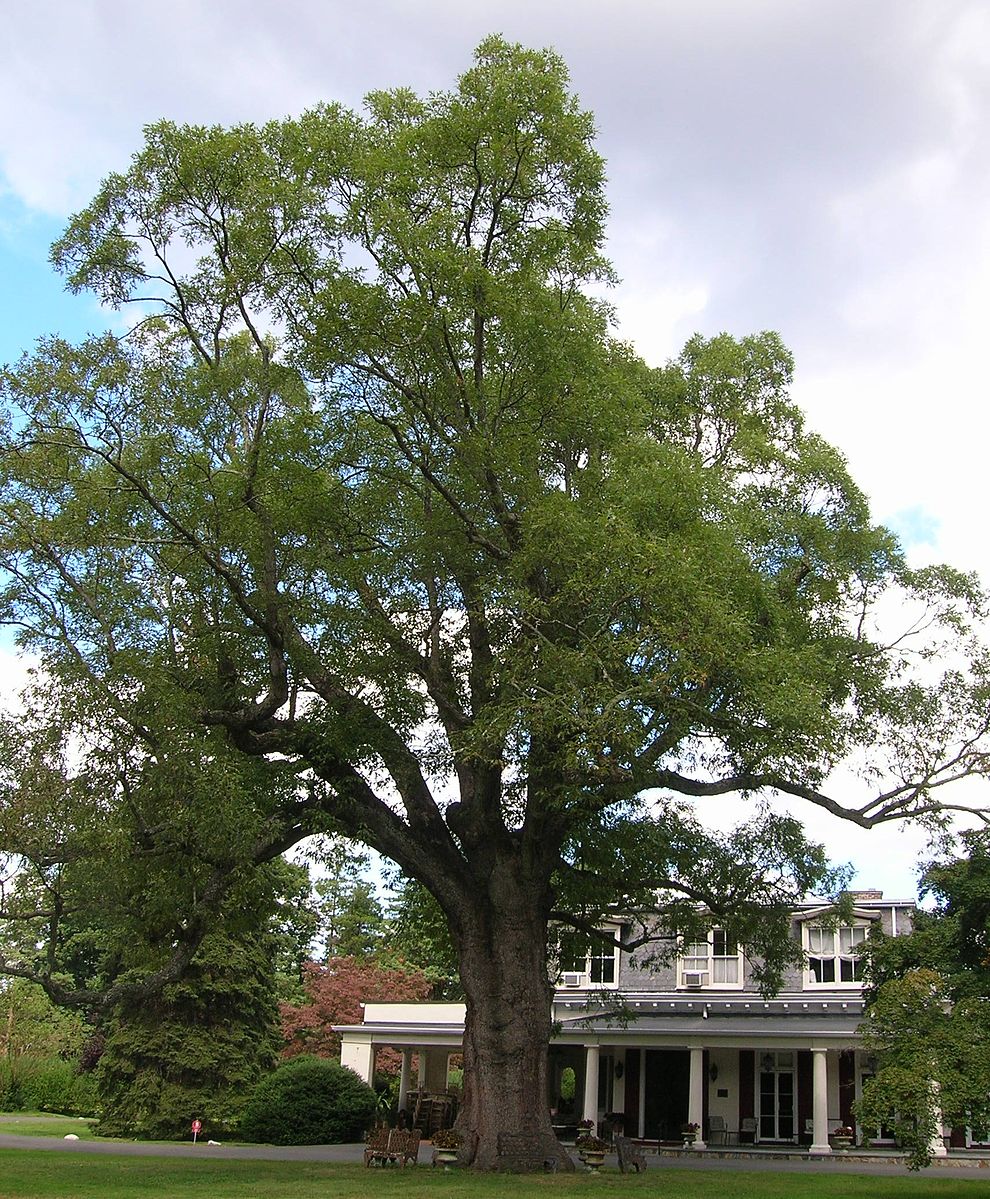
[680,1122,700,1134]
[431,1127,463,1149]
[577,1118,594,1130]
[575,1134,608,1152]
[832,1126,855,1138]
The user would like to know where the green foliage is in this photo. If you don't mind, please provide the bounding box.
[95,927,279,1140]
[383,874,462,999]
[238,1056,377,1145]
[0,1056,98,1116]
[858,835,990,1168]
[0,979,88,1060]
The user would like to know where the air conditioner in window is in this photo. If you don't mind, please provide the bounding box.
[682,971,708,988]
[561,972,585,988]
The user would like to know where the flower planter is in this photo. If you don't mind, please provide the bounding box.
[831,1136,853,1150]
[580,1149,606,1172]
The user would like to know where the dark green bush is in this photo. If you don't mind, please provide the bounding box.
[239,1056,377,1145]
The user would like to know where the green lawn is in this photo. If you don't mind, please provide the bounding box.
[0,1155,988,1199]
[0,1113,99,1139]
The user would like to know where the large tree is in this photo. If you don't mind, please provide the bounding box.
[1,37,989,1169]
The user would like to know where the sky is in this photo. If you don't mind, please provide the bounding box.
[3,0,989,900]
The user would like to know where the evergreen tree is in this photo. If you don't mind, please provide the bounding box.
[96,924,279,1139]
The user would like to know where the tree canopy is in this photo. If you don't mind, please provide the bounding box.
[1,36,989,1167]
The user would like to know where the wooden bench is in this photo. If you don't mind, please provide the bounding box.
[364,1126,390,1166]
[615,1135,647,1173]
[366,1127,421,1166]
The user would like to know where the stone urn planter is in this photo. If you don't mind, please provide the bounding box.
[581,1149,606,1172]
[830,1128,855,1150]
[576,1135,609,1172]
[431,1130,462,1170]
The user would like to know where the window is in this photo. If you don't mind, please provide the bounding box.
[805,924,867,986]
[678,928,743,988]
[556,927,619,988]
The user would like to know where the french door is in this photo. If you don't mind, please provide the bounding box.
[758,1051,795,1141]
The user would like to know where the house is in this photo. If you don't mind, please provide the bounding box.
[337,890,923,1154]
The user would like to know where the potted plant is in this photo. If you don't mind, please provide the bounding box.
[431,1127,462,1167]
[830,1125,855,1149]
[681,1121,700,1146]
[575,1132,609,1171]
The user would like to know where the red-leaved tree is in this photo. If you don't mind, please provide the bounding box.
[281,957,431,1072]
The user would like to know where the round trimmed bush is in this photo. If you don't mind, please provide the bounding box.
[239,1056,377,1145]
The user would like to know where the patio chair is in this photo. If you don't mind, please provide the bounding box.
[707,1115,730,1145]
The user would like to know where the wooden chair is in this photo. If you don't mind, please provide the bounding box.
[615,1135,647,1173]
[364,1126,390,1166]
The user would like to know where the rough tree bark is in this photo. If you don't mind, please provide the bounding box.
[447,853,566,1170]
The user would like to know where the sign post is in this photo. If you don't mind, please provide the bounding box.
[191,1118,202,1144]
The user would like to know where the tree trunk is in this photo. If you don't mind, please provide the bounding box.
[450,861,574,1172]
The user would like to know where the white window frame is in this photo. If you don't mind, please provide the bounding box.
[555,924,621,990]
[803,922,869,988]
[677,928,744,990]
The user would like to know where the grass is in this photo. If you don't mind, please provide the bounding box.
[0,1155,988,1199]
[0,1113,98,1139]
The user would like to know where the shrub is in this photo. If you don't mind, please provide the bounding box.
[0,1056,99,1117]
[239,1056,377,1145]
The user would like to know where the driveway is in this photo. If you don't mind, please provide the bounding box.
[2,1134,990,1178]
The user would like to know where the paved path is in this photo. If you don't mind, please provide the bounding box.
[2,1134,990,1178]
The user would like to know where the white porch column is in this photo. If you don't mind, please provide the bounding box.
[582,1045,600,1127]
[809,1048,831,1155]
[398,1049,413,1114]
[340,1036,375,1085]
[688,1047,707,1149]
[417,1050,427,1088]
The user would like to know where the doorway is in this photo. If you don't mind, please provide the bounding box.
[644,1049,690,1142]
[758,1050,795,1141]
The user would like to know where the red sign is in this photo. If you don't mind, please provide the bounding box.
[192,1120,202,1134]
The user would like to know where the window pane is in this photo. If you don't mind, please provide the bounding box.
[712,929,736,957]
[808,927,834,955]
[840,926,867,953]
[810,956,836,983]
[712,957,739,983]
